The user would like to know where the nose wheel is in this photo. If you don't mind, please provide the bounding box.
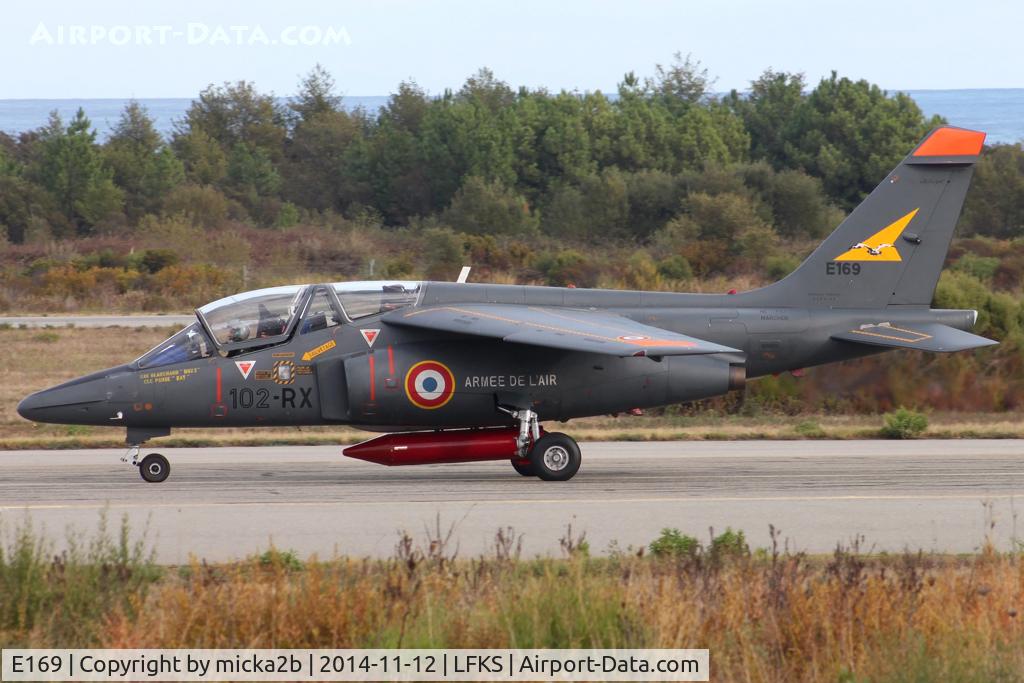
[138,453,170,483]
[121,440,172,483]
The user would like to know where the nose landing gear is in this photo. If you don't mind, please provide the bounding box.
[121,428,173,483]
[138,453,171,483]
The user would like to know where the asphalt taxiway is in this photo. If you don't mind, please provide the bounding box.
[2,440,1022,562]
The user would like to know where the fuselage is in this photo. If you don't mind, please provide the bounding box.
[16,279,976,435]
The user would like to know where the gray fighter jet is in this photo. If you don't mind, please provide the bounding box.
[18,126,997,482]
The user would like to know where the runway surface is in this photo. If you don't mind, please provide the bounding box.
[0,315,193,328]
[2,440,1023,562]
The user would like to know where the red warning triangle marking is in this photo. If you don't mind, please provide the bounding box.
[235,360,255,379]
[361,329,380,348]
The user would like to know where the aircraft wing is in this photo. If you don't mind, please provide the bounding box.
[832,322,998,353]
[385,304,740,357]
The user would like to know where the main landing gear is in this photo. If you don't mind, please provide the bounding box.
[511,460,537,477]
[121,438,171,483]
[528,432,582,481]
[502,407,582,481]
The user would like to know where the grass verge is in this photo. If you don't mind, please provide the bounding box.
[4,414,1024,450]
[2,515,1024,681]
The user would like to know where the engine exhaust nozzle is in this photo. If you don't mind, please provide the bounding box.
[728,363,746,391]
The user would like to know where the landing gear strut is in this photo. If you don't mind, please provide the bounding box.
[120,444,171,483]
[121,427,172,483]
[500,406,582,481]
[501,406,541,477]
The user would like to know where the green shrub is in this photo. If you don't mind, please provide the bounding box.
[139,248,179,274]
[257,548,304,572]
[421,227,465,280]
[534,250,599,288]
[657,255,693,281]
[765,253,801,280]
[382,256,415,278]
[623,251,662,290]
[649,528,700,558]
[709,528,749,560]
[0,512,159,645]
[794,419,825,438]
[161,183,229,228]
[881,408,928,439]
[953,253,1000,281]
[443,175,539,237]
[275,201,300,228]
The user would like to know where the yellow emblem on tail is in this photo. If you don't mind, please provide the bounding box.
[834,209,919,262]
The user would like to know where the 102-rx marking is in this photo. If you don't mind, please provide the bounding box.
[229,387,313,409]
[826,262,861,276]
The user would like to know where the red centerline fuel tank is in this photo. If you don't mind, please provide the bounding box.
[343,427,524,466]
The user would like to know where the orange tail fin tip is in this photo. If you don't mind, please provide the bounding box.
[913,126,986,157]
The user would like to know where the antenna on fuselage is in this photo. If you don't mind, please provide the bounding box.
[456,266,471,284]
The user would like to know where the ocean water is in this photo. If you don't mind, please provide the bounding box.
[0,90,1020,144]
[906,89,1023,145]
[0,96,390,140]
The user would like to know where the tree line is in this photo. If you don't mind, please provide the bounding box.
[2,57,1021,410]
[1,55,1022,272]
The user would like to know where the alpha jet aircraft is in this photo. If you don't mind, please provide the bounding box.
[18,126,998,482]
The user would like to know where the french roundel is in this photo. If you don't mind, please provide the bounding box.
[405,360,456,409]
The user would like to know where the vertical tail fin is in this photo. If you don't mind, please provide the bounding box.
[746,126,985,309]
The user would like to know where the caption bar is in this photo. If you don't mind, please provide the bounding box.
[2,649,709,681]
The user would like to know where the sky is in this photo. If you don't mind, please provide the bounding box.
[0,0,1020,99]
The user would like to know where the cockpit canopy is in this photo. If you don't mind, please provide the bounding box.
[135,281,422,368]
[199,285,305,345]
[334,281,420,319]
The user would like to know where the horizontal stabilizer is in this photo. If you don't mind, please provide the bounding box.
[832,322,997,353]
[385,303,740,357]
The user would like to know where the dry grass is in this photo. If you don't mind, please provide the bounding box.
[4,516,1024,681]
[0,325,174,426]
[2,326,1022,449]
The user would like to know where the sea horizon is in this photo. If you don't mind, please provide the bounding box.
[1,88,1022,144]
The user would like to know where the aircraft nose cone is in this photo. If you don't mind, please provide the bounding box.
[16,391,47,420]
[16,386,88,423]
[16,366,127,425]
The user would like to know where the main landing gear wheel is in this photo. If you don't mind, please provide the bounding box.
[529,433,581,481]
[138,453,170,483]
[511,460,537,476]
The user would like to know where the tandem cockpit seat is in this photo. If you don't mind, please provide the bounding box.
[135,281,424,364]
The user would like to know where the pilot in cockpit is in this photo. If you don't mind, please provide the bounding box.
[256,303,287,337]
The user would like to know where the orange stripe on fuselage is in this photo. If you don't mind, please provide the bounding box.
[913,127,985,157]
